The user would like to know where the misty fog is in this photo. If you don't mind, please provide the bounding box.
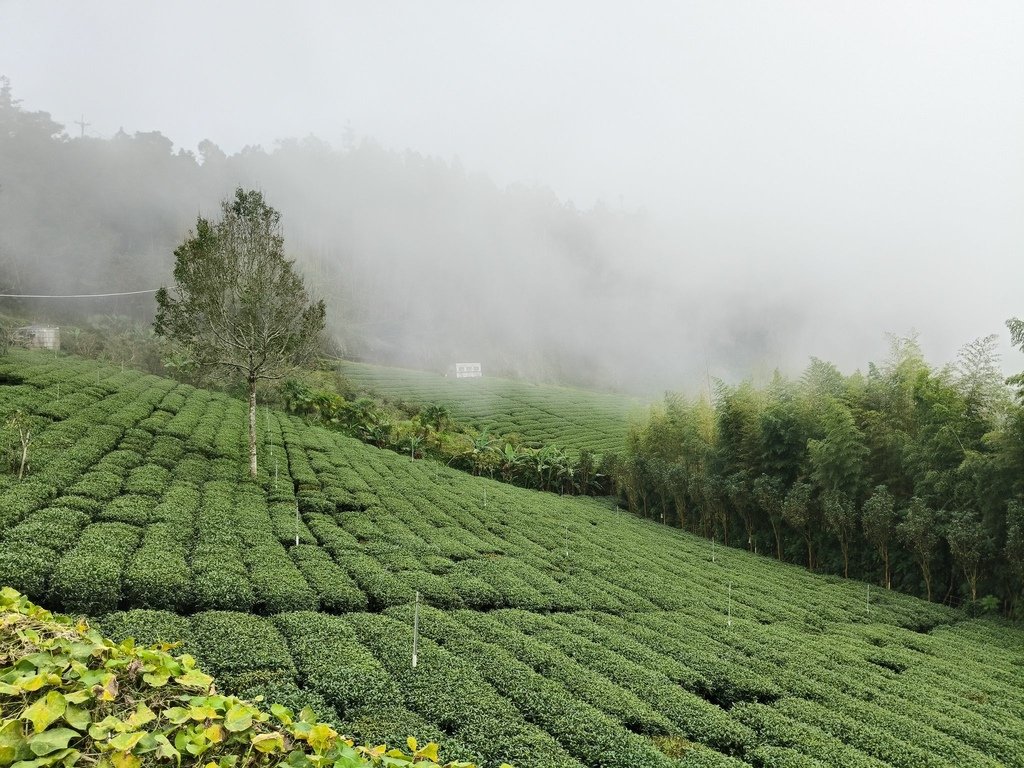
[1,2,1022,394]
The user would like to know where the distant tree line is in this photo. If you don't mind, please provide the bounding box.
[613,328,1024,617]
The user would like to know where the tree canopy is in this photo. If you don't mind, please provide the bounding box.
[155,188,325,477]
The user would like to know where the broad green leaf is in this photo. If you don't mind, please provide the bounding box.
[62,705,90,732]
[164,707,190,725]
[142,672,169,687]
[27,728,79,757]
[10,747,77,768]
[21,691,66,734]
[62,690,91,706]
[222,705,252,733]
[153,734,180,766]
[269,704,292,726]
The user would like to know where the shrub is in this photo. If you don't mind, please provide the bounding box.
[290,544,368,613]
[4,506,89,552]
[0,542,55,599]
[122,523,193,612]
[49,522,142,614]
[275,611,400,716]
[189,610,296,679]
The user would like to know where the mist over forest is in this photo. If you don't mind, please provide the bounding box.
[0,72,1019,394]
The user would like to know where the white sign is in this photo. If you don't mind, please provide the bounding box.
[454,362,482,378]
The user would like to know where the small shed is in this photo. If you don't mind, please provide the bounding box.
[448,362,482,379]
[14,325,60,351]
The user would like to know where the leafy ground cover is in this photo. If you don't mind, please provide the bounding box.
[2,351,1024,767]
[0,587,493,768]
[335,360,641,455]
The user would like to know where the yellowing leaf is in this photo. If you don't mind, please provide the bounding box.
[203,724,224,744]
[142,672,169,687]
[188,705,219,722]
[108,731,145,752]
[21,691,66,734]
[111,750,142,768]
[0,719,28,764]
[174,670,213,690]
[63,690,92,705]
[222,705,252,733]
[19,674,48,692]
[125,704,156,730]
[250,732,284,754]
[307,723,337,754]
[406,736,417,753]
[417,742,440,761]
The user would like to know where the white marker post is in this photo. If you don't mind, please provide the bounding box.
[412,591,420,669]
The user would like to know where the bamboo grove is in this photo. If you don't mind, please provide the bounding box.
[614,330,1024,616]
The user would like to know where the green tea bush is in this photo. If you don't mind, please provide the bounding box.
[270,502,318,544]
[290,544,368,613]
[49,521,141,614]
[100,607,193,648]
[4,505,89,552]
[97,492,158,525]
[68,469,123,501]
[246,544,320,614]
[275,611,401,716]
[335,551,416,610]
[346,612,581,768]
[0,542,54,598]
[123,522,193,611]
[190,610,296,679]
[395,571,464,610]
[123,462,171,495]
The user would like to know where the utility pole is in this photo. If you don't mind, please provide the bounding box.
[74,115,90,138]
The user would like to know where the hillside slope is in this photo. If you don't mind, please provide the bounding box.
[337,360,641,455]
[1,351,1023,768]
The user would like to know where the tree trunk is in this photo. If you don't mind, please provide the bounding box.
[771,520,782,560]
[883,547,891,589]
[842,541,849,579]
[248,377,258,479]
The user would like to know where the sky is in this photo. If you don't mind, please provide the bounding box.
[1,0,1023,379]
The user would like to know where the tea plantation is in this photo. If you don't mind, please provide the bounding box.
[336,360,641,455]
[2,351,1023,767]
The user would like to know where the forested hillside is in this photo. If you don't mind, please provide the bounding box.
[1,351,1023,767]
[1,78,751,392]
[618,332,1024,615]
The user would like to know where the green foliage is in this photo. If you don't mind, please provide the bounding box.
[0,588,492,768]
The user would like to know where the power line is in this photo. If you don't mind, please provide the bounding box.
[0,289,159,299]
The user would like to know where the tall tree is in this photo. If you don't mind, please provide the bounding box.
[897,497,940,601]
[155,188,326,478]
[861,485,897,588]
[782,480,816,570]
[945,509,991,605]
[822,489,857,578]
